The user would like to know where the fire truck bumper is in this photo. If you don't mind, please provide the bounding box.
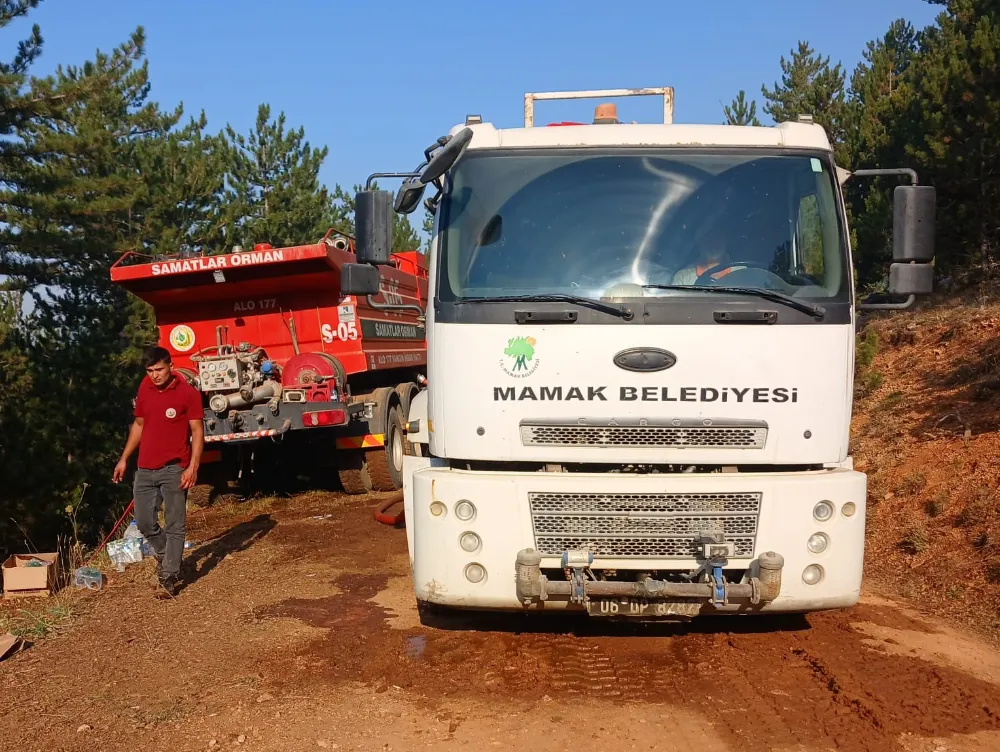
[203,401,355,443]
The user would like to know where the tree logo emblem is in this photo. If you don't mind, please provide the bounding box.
[169,324,196,353]
[501,336,539,377]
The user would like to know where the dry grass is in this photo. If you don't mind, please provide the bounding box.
[0,595,76,639]
[955,489,994,529]
[899,522,929,555]
[899,471,928,496]
[926,489,949,518]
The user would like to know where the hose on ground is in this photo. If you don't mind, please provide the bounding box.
[374,492,404,526]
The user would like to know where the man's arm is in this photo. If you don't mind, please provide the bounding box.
[112,417,144,483]
[180,419,204,490]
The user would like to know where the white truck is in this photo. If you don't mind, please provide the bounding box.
[341,88,936,619]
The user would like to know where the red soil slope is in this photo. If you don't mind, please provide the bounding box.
[853,295,1000,637]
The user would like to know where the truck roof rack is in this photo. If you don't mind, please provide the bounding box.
[523,87,674,127]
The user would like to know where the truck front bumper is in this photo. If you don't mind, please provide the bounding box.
[406,464,866,615]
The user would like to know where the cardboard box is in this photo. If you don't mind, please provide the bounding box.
[2,553,59,598]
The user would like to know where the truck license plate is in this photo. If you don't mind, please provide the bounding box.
[585,598,702,618]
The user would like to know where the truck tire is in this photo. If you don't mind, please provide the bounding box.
[337,454,373,495]
[367,404,405,492]
[187,484,214,508]
[395,382,423,458]
[185,462,233,508]
[395,382,418,417]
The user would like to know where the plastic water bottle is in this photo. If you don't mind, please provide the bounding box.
[73,566,103,590]
[123,520,142,541]
[123,519,152,557]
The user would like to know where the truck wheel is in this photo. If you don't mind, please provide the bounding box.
[395,382,418,417]
[395,382,423,458]
[367,404,405,492]
[187,484,214,508]
[337,454,373,495]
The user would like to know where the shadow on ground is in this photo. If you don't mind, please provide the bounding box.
[416,601,812,638]
[179,513,276,591]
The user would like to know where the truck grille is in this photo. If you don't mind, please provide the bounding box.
[520,420,767,449]
[529,491,760,560]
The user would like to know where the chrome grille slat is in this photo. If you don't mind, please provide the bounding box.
[520,423,767,449]
[532,514,758,537]
[530,492,759,515]
[529,492,760,560]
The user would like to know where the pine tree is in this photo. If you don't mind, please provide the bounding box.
[0,25,221,554]
[901,0,1000,273]
[137,112,226,257]
[216,104,332,250]
[761,41,849,160]
[0,290,35,553]
[723,90,761,126]
[0,1,76,146]
[844,19,920,284]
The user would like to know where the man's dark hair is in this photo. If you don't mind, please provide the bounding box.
[142,346,172,369]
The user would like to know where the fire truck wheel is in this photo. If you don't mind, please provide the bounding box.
[337,457,373,495]
[186,484,214,508]
[395,382,418,417]
[395,382,422,458]
[367,404,405,492]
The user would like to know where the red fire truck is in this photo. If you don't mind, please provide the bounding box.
[110,230,428,503]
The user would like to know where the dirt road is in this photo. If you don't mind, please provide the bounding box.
[3,491,1000,752]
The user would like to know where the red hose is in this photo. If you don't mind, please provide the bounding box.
[86,498,135,565]
[374,493,404,526]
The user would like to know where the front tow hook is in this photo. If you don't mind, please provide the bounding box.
[514,549,784,607]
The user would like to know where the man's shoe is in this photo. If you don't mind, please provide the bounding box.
[155,576,179,598]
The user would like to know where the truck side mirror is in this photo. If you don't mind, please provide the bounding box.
[355,189,395,265]
[340,263,381,296]
[888,185,935,296]
[394,175,426,215]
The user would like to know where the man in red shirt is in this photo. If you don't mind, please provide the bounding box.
[113,346,204,596]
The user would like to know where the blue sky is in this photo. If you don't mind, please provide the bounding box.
[19,0,941,198]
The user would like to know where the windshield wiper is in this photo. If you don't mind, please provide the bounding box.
[641,284,825,319]
[456,294,634,320]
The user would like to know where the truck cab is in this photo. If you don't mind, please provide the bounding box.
[342,88,935,619]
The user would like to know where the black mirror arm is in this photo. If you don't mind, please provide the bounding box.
[858,294,916,311]
[848,168,919,185]
[365,171,421,191]
[424,136,449,162]
[424,185,443,214]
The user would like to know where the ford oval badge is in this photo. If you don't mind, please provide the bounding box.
[613,347,677,372]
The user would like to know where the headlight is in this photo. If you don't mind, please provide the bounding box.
[429,501,447,517]
[464,563,486,583]
[455,500,476,521]
[807,532,829,554]
[459,532,481,553]
[802,564,824,585]
[813,501,835,522]
[842,502,857,518]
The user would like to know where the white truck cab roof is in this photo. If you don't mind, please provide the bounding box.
[451,120,833,152]
[448,87,833,153]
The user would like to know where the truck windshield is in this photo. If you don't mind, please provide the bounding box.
[436,148,849,302]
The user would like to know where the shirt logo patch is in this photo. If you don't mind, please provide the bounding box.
[165,408,177,419]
